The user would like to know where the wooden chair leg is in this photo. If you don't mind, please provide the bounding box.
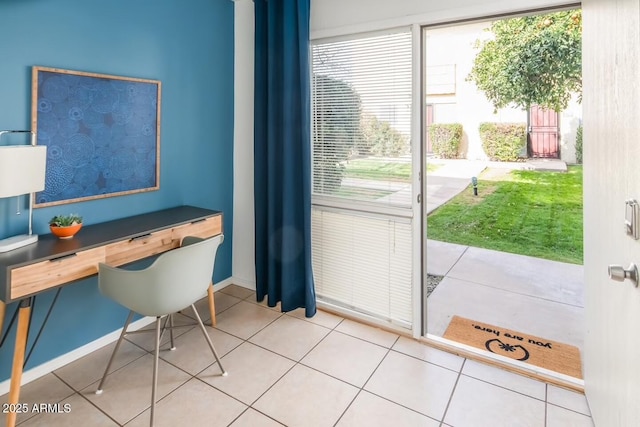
[207,282,216,326]
[7,304,31,427]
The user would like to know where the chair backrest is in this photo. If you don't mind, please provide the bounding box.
[98,234,223,317]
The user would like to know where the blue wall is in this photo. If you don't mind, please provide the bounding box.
[0,0,234,382]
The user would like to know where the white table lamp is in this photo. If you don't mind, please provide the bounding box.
[0,131,47,253]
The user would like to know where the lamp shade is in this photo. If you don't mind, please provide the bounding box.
[0,146,47,197]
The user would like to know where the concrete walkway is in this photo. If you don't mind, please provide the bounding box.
[424,158,584,358]
[426,239,585,352]
[429,159,488,179]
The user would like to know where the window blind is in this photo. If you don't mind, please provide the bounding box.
[311,31,413,208]
[311,30,414,328]
[312,208,413,326]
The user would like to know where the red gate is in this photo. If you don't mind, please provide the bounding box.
[529,105,559,158]
[426,104,434,153]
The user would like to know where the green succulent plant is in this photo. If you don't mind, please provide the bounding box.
[49,214,83,227]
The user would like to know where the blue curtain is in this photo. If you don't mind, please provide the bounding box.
[254,0,316,317]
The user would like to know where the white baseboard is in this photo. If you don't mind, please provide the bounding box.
[0,276,238,397]
[212,276,235,291]
[229,277,256,291]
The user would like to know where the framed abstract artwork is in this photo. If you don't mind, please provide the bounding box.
[31,67,161,207]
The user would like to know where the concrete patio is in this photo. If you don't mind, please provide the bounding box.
[426,239,585,353]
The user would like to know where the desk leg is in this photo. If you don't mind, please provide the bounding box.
[7,299,32,427]
[207,282,216,327]
[0,300,5,338]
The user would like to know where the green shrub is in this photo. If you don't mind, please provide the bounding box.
[359,114,409,157]
[575,124,583,164]
[428,123,463,159]
[479,122,527,161]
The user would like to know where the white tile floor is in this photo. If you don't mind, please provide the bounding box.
[2,285,594,426]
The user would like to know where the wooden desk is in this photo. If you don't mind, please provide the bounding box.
[0,206,223,427]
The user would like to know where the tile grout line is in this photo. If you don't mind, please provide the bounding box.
[332,334,442,425]
[546,402,593,418]
[241,313,418,425]
[121,374,193,426]
[331,389,362,427]
[439,357,466,426]
[390,347,464,374]
[544,383,549,427]
[239,316,337,423]
[208,312,349,425]
[458,371,547,403]
[331,334,399,427]
[108,292,289,426]
[50,343,156,427]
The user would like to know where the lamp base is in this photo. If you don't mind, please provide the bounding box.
[0,234,39,253]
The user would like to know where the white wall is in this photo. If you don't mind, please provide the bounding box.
[310,0,573,39]
[232,0,256,288]
[425,21,527,160]
[232,0,575,286]
[559,95,581,164]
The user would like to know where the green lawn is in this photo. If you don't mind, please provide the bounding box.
[344,158,439,182]
[427,166,583,264]
[334,186,393,199]
[345,158,411,181]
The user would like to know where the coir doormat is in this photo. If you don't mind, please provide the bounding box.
[443,316,582,378]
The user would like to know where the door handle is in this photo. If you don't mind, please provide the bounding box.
[608,263,639,287]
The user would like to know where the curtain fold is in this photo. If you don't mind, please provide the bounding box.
[254,0,316,317]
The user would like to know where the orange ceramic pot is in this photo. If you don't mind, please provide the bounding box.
[50,223,82,239]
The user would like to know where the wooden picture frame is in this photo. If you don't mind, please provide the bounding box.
[31,67,161,207]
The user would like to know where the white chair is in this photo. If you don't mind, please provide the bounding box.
[95,235,227,426]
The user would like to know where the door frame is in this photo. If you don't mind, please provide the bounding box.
[416,13,585,392]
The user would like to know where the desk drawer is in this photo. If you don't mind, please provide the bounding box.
[11,247,106,299]
[172,216,222,242]
[105,229,176,267]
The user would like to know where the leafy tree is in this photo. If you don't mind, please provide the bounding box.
[312,74,362,193]
[467,10,582,112]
